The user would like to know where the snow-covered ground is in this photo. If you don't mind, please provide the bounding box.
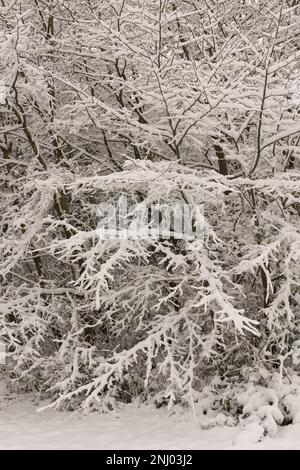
[0,398,299,450]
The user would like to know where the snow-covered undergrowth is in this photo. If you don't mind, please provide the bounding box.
[191,372,300,444]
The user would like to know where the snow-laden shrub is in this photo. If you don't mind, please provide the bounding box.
[1,162,300,411]
[191,372,300,443]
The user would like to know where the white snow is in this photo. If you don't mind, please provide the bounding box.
[0,398,299,450]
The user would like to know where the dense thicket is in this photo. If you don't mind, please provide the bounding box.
[0,0,299,412]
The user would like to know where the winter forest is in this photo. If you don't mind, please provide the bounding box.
[0,0,300,450]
